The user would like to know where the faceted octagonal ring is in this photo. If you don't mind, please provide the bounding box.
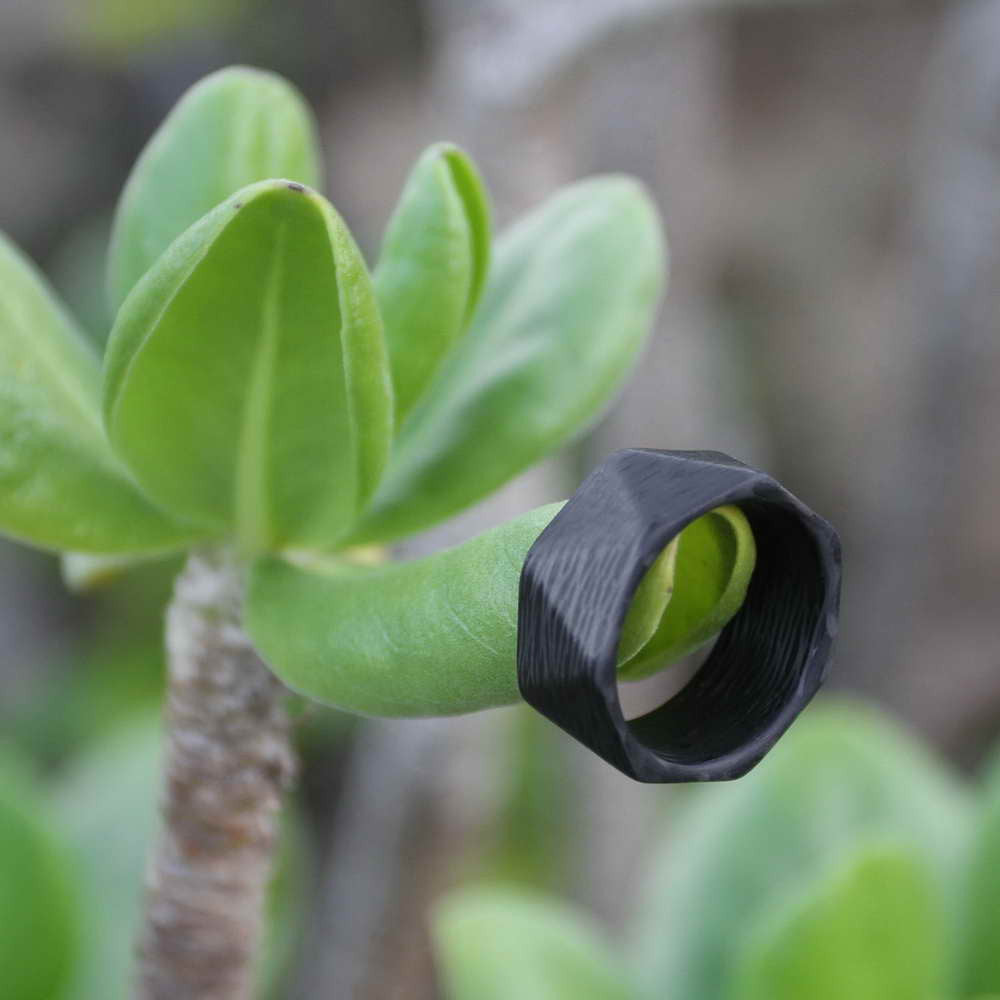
[516,448,842,783]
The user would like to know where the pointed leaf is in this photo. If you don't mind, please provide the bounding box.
[375,143,491,420]
[433,887,636,1000]
[729,845,945,1000]
[247,500,711,717]
[104,180,393,552]
[629,703,971,1000]
[108,66,322,311]
[0,234,205,553]
[0,748,80,1000]
[353,176,665,543]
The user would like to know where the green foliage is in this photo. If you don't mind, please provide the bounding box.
[959,751,1000,995]
[0,234,202,554]
[629,703,970,1000]
[107,67,321,311]
[0,749,80,1000]
[434,887,635,1000]
[0,65,760,720]
[104,180,392,552]
[430,703,996,1000]
[375,143,491,421]
[353,176,665,544]
[729,845,945,1000]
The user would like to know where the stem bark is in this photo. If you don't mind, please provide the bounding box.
[136,548,295,1000]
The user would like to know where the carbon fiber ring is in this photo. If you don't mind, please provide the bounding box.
[516,448,842,782]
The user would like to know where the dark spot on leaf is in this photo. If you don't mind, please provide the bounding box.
[286,182,306,193]
[232,202,243,210]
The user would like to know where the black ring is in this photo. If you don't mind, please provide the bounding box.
[516,449,841,782]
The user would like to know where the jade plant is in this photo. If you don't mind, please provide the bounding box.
[0,66,839,997]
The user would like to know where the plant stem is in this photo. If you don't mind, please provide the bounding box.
[136,548,295,1000]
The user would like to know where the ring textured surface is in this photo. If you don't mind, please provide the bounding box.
[516,448,842,782]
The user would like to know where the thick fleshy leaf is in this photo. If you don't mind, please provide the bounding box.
[108,66,321,311]
[729,845,945,1000]
[619,504,755,679]
[104,180,393,552]
[0,748,80,1000]
[353,176,665,544]
[959,750,1000,995]
[433,887,635,1000]
[0,234,204,554]
[375,143,490,420]
[247,503,562,716]
[629,703,971,1000]
[246,501,743,717]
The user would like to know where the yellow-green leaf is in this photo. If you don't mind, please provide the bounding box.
[0,233,205,554]
[433,887,636,1000]
[107,66,321,312]
[103,180,393,552]
[375,143,491,421]
[353,176,665,544]
[0,748,80,1000]
[729,845,945,1000]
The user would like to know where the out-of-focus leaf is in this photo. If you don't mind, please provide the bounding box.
[619,504,755,679]
[375,143,491,420]
[728,844,945,1000]
[959,749,1000,995]
[52,714,308,1000]
[353,176,665,544]
[482,707,576,891]
[433,887,636,1000]
[0,233,204,554]
[107,66,321,311]
[104,180,392,552]
[70,0,257,55]
[0,748,80,1000]
[629,703,971,1000]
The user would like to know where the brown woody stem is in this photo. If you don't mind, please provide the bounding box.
[136,548,295,1000]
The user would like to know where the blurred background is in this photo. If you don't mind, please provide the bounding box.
[1,0,999,997]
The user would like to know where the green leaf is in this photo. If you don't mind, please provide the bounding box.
[107,66,321,312]
[629,703,971,1000]
[104,180,393,552]
[247,500,715,717]
[433,887,636,1000]
[0,747,80,1000]
[958,749,1000,995]
[0,233,205,554]
[729,844,945,1000]
[375,143,491,421]
[619,504,756,679]
[353,175,665,544]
